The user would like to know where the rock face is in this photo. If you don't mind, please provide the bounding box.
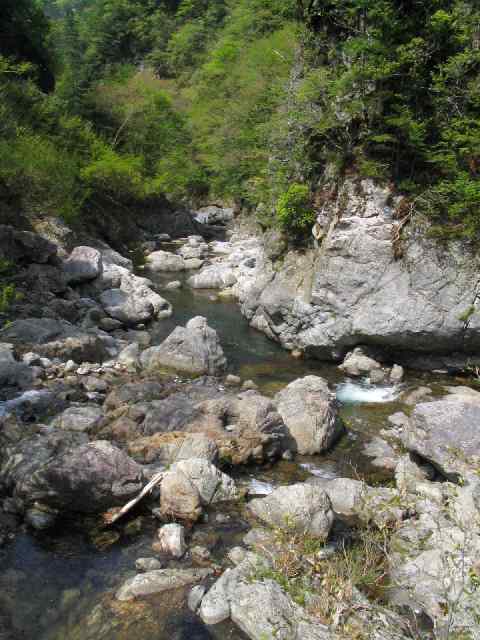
[63,246,103,284]
[206,180,480,367]
[140,317,226,375]
[401,397,480,479]
[273,376,343,455]
[247,483,333,539]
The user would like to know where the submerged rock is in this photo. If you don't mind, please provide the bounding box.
[273,375,343,455]
[140,316,226,375]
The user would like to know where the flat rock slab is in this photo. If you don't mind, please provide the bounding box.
[116,568,211,601]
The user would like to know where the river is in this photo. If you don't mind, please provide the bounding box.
[0,255,450,640]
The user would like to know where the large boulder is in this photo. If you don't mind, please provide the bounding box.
[141,386,287,465]
[235,179,480,367]
[188,265,237,290]
[145,250,185,272]
[273,376,343,454]
[2,435,144,514]
[140,317,226,375]
[401,397,480,479]
[247,483,333,539]
[0,318,109,363]
[63,246,103,284]
[199,552,331,639]
[160,458,237,521]
[0,225,57,264]
[308,476,407,528]
[389,483,480,637]
[231,579,331,640]
[128,432,218,465]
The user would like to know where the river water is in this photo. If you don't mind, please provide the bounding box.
[0,261,451,640]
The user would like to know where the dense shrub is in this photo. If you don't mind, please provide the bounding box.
[276,183,315,235]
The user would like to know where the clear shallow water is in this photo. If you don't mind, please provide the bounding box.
[1,262,452,640]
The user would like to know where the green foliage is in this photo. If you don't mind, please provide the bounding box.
[300,0,480,239]
[276,183,315,235]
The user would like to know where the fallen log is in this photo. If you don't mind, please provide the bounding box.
[103,471,164,525]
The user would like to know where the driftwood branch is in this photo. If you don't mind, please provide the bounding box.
[103,471,164,525]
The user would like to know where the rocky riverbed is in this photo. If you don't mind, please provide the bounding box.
[1,208,480,640]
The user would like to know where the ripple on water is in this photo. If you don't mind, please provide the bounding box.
[336,380,401,404]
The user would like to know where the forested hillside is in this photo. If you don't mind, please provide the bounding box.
[1,0,480,238]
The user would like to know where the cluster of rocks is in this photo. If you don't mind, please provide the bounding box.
[339,346,404,383]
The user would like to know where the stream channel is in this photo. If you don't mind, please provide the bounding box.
[0,249,451,640]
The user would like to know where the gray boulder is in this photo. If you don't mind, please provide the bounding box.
[401,397,480,479]
[273,376,343,454]
[160,458,236,521]
[339,347,382,377]
[170,458,237,504]
[53,405,104,433]
[63,246,103,284]
[231,579,331,640]
[160,467,202,521]
[0,318,108,363]
[140,316,226,375]
[247,483,333,539]
[194,205,234,225]
[146,250,185,272]
[188,265,237,289]
[100,285,171,327]
[116,568,211,601]
[3,436,144,513]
